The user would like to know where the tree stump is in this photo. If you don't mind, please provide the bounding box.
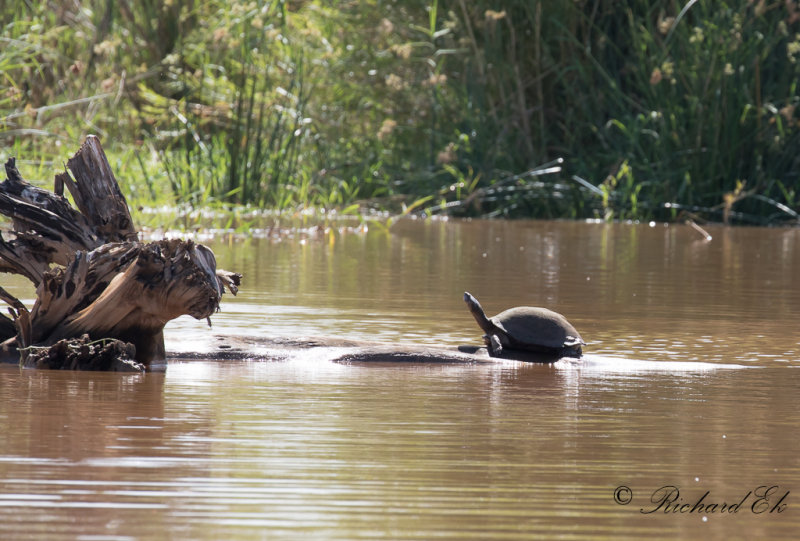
[0,136,241,370]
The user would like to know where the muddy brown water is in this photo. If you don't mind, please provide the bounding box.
[2,219,800,539]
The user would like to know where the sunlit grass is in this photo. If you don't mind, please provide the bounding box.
[2,1,799,225]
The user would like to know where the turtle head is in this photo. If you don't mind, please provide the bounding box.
[463,292,494,335]
[463,291,482,311]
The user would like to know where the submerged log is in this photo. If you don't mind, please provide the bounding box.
[0,136,241,370]
[24,334,144,372]
[169,335,564,365]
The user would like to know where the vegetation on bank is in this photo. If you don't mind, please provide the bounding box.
[2,0,800,226]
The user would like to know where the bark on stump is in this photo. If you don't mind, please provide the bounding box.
[0,136,241,370]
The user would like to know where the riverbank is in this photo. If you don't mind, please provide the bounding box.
[3,2,800,225]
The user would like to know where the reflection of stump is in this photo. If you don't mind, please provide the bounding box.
[0,136,241,370]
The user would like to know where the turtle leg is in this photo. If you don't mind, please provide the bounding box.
[563,344,583,358]
[489,334,503,356]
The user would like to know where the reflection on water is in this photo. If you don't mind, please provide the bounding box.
[2,219,800,539]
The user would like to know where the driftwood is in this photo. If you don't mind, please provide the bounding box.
[25,334,143,372]
[0,136,240,370]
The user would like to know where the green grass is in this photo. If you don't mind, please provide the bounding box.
[2,1,799,226]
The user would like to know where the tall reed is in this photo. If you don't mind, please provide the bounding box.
[2,1,799,224]
[432,0,800,222]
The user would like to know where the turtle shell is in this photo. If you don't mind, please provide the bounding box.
[490,306,584,352]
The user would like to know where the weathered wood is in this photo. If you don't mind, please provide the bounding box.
[0,285,25,348]
[61,135,137,242]
[18,239,236,365]
[0,136,139,285]
[0,312,15,344]
[0,136,241,370]
[0,163,98,283]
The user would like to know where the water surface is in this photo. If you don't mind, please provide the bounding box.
[1,219,799,539]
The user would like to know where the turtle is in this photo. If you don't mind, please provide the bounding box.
[463,292,585,358]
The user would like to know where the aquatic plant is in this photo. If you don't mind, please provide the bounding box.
[2,1,799,225]
[434,0,800,223]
